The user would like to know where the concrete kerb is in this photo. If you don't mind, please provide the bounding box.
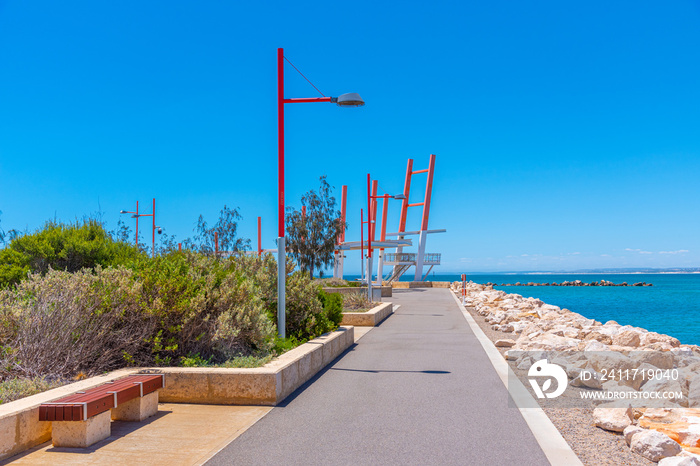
[448,290,583,466]
[0,326,354,461]
[341,302,393,327]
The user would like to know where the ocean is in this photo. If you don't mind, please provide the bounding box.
[345,273,700,346]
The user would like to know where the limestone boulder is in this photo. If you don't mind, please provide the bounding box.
[658,456,700,466]
[571,369,604,390]
[624,425,645,445]
[642,378,686,406]
[584,340,610,352]
[613,330,642,348]
[517,357,533,370]
[495,339,516,348]
[640,408,682,424]
[593,406,634,432]
[586,351,636,374]
[584,332,613,345]
[631,351,676,370]
[643,332,681,348]
[630,429,682,462]
[687,374,700,408]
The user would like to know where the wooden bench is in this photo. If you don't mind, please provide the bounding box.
[38,373,165,448]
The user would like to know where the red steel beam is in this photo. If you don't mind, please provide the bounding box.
[283,97,333,104]
[370,179,378,242]
[398,159,413,234]
[421,154,436,231]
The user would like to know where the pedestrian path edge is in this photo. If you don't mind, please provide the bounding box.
[449,290,583,466]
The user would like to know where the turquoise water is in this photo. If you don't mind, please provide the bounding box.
[347,273,700,346]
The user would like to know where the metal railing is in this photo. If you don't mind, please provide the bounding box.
[384,253,416,263]
[424,253,441,264]
[383,252,441,264]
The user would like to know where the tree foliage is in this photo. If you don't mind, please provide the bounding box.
[0,219,143,288]
[188,205,251,255]
[286,176,343,277]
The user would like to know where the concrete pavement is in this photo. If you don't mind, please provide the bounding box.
[207,288,552,465]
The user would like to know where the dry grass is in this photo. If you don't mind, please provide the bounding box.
[342,293,379,312]
[0,376,68,404]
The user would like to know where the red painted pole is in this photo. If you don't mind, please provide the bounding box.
[135,201,139,248]
[257,216,262,256]
[215,231,219,257]
[366,174,371,259]
[360,208,364,273]
[340,185,347,243]
[152,198,156,257]
[178,243,182,252]
[278,48,285,238]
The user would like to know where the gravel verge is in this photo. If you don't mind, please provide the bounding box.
[463,301,654,466]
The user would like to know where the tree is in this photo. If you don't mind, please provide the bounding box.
[110,218,133,244]
[286,176,344,277]
[0,210,4,246]
[192,205,251,255]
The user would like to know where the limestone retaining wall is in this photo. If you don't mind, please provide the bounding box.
[341,302,393,327]
[0,327,354,461]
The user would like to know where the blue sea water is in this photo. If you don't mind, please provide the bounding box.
[346,273,700,346]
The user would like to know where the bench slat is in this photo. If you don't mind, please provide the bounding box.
[39,374,164,422]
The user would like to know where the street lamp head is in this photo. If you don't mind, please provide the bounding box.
[335,93,365,107]
[157,227,163,234]
[393,194,406,200]
[120,210,127,214]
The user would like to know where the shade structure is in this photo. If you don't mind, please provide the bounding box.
[336,92,365,107]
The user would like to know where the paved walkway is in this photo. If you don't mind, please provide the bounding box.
[207,288,551,465]
[6,404,270,465]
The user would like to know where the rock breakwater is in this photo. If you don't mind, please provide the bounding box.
[452,280,700,463]
[482,279,653,287]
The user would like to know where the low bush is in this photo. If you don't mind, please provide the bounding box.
[0,252,342,384]
[0,376,67,404]
[0,267,154,379]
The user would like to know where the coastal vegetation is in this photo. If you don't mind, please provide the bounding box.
[286,176,344,278]
[0,217,345,404]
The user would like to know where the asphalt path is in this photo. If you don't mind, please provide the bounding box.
[207,288,550,465]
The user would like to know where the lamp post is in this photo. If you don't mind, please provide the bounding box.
[277,47,364,338]
[120,198,162,256]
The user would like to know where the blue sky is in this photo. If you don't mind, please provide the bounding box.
[1,1,699,273]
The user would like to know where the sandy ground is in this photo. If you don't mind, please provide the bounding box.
[463,302,655,466]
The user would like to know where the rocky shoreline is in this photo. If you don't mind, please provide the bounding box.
[483,279,653,287]
[452,281,700,465]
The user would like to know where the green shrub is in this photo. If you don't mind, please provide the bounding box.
[318,289,343,326]
[0,219,143,288]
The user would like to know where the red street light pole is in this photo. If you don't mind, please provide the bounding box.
[120,198,162,257]
[276,47,364,338]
